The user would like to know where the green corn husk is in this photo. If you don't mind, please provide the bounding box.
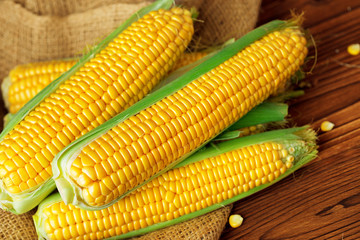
[52,19,299,211]
[34,127,318,239]
[0,0,174,215]
[214,102,288,141]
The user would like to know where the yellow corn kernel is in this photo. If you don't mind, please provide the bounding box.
[231,124,267,139]
[69,26,308,207]
[347,43,360,56]
[229,214,244,228]
[320,121,335,132]
[0,8,194,195]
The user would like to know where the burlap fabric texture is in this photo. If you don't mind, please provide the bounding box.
[0,0,261,81]
[0,209,38,240]
[0,0,260,239]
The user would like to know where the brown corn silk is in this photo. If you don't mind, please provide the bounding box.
[40,139,299,239]
[66,27,308,207]
[0,8,194,195]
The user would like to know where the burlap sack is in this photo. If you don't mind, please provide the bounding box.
[0,0,151,81]
[0,209,38,239]
[0,205,232,239]
[0,0,260,81]
[13,0,148,16]
[13,0,204,16]
[0,0,260,239]
[196,0,262,45]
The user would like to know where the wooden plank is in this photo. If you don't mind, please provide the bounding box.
[222,0,360,239]
[258,0,360,28]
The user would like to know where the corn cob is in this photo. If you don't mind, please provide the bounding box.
[2,52,209,116]
[0,0,194,214]
[2,60,77,114]
[35,128,317,239]
[53,20,308,210]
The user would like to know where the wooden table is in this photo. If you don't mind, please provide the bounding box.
[221,0,360,239]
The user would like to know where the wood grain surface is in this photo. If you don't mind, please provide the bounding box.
[221,0,360,239]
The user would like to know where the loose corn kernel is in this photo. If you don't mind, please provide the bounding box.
[347,43,360,56]
[320,121,335,132]
[229,214,244,228]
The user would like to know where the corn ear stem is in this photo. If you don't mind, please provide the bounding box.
[52,19,292,210]
[0,0,173,215]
